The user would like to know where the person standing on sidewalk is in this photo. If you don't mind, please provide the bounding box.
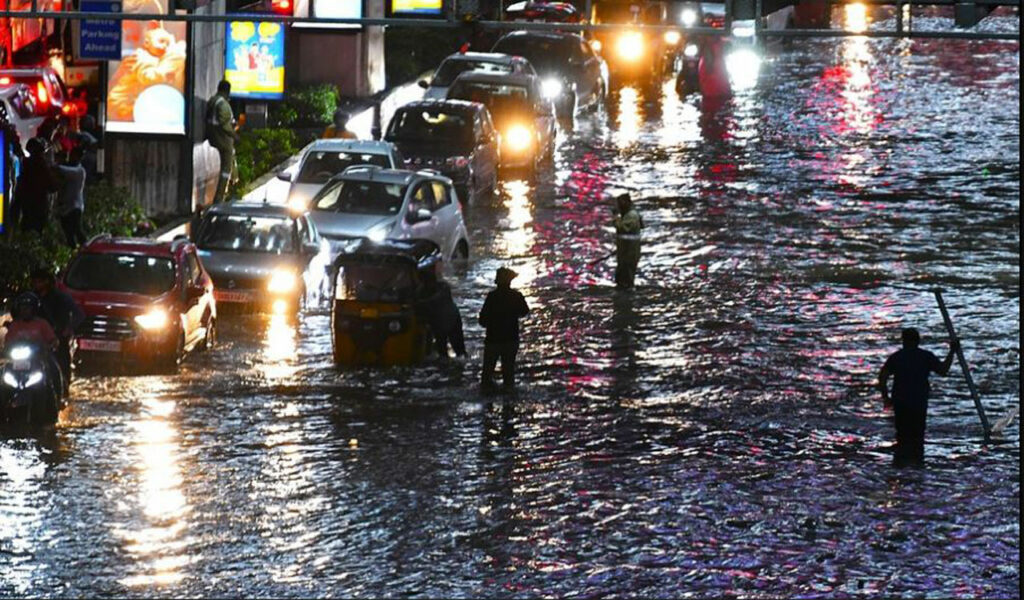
[479,267,530,390]
[206,80,239,204]
[56,147,88,248]
[13,137,59,235]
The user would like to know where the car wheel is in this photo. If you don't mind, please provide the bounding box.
[159,331,185,374]
[200,317,216,351]
[560,93,577,131]
[452,240,469,261]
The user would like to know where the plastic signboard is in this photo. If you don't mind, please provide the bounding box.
[389,0,444,16]
[80,1,122,60]
[105,0,187,134]
[226,21,286,100]
[294,0,364,29]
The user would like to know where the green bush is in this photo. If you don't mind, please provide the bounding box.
[235,128,299,192]
[269,83,340,128]
[1,184,151,300]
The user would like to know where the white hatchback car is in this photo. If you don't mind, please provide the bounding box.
[420,52,537,100]
[278,139,405,209]
[309,166,470,262]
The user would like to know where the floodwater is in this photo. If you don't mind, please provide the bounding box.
[2,6,1019,598]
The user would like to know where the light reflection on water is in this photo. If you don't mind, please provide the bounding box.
[0,6,1018,596]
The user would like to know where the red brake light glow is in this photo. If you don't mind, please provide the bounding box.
[0,77,10,85]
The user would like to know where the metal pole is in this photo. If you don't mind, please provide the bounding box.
[934,288,992,441]
[754,0,763,46]
[897,0,904,32]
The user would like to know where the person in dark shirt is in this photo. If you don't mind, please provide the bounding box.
[878,327,957,466]
[418,270,466,360]
[478,267,530,389]
[31,267,85,396]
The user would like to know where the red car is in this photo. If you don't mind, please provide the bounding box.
[0,67,73,119]
[60,236,217,372]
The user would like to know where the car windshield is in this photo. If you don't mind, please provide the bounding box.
[448,82,532,119]
[386,109,474,150]
[296,151,392,184]
[335,264,417,303]
[432,59,514,86]
[492,37,574,72]
[198,214,296,253]
[314,180,406,215]
[65,254,176,296]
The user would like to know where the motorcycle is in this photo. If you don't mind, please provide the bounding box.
[1,343,63,425]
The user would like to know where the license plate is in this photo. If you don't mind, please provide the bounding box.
[215,290,253,303]
[359,308,379,318]
[78,339,122,352]
[12,359,30,371]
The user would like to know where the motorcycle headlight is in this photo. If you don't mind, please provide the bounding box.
[9,346,32,361]
[684,43,699,58]
[541,78,563,99]
[616,31,645,62]
[25,371,43,387]
[267,269,298,294]
[134,309,169,330]
[504,124,533,152]
[367,224,391,243]
[2,372,18,387]
[680,8,698,27]
[664,30,682,45]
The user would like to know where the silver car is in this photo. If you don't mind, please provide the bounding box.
[308,166,471,262]
[277,139,405,209]
[419,52,537,100]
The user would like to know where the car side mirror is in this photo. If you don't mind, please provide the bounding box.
[303,242,320,255]
[277,171,292,182]
[409,208,432,223]
[417,80,429,89]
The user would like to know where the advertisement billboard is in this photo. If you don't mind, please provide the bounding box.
[294,0,364,29]
[105,0,187,134]
[389,0,443,16]
[226,21,286,100]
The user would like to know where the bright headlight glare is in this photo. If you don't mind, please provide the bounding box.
[267,270,298,293]
[9,346,32,361]
[680,8,698,27]
[2,372,18,387]
[589,39,602,53]
[367,225,390,243]
[684,43,699,57]
[287,197,308,214]
[726,47,761,91]
[616,31,645,61]
[505,124,533,152]
[541,78,563,99]
[25,371,43,387]
[732,23,756,37]
[664,30,682,45]
[134,309,169,330]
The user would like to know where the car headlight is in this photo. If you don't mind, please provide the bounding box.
[589,39,602,53]
[25,371,43,387]
[664,30,682,45]
[367,224,391,243]
[504,124,533,152]
[134,309,169,330]
[541,78,563,99]
[680,8,698,27]
[684,43,699,58]
[9,346,32,361]
[616,31,645,62]
[267,269,298,294]
[2,372,18,387]
[726,47,761,91]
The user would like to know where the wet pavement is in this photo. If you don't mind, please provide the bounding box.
[2,6,1019,598]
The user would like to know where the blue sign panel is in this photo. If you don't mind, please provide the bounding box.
[80,1,122,60]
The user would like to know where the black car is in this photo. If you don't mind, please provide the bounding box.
[384,100,500,204]
[491,30,609,124]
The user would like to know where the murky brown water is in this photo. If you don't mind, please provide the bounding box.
[2,6,1019,597]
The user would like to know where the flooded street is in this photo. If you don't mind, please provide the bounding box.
[2,7,1019,598]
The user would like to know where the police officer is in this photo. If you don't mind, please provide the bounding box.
[613,193,643,290]
[207,80,240,204]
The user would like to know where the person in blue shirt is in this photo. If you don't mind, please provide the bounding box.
[878,327,957,466]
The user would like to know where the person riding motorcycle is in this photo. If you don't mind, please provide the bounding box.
[3,293,63,396]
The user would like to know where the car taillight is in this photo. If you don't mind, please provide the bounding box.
[0,77,10,85]
[36,81,49,105]
[270,0,292,15]
[705,15,725,28]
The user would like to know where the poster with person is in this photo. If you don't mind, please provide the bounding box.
[225,21,285,100]
[105,0,187,134]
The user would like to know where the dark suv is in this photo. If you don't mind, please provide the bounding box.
[385,100,500,203]
[61,236,217,372]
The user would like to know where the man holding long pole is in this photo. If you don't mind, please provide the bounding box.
[878,328,958,466]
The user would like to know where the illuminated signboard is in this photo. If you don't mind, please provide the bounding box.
[389,0,444,16]
[226,21,286,100]
[105,0,187,134]
[294,0,364,29]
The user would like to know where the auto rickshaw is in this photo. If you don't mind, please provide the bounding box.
[330,239,441,367]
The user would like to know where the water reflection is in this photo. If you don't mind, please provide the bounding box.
[614,86,642,148]
[118,382,191,587]
[263,314,300,382]
[0,442,48,594]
